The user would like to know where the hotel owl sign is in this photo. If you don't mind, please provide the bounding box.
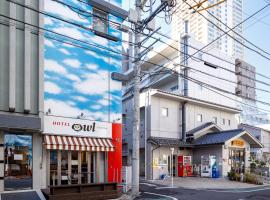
[43,116,112,138]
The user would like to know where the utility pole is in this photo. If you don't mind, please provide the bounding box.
[132,0,141,196]
[112,0,176,196]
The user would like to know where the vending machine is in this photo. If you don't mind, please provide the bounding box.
[201,155,216,177]
[178,155,192,177]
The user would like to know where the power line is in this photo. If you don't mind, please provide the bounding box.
[53,0,270,84]
[186,0,270,60]
[33,0,270,86]
[152,1,270,81]
[4,0,250,87]
[2,9,270,113]
[147,69,270,108]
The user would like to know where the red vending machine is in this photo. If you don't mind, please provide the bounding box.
[178,155,192,177]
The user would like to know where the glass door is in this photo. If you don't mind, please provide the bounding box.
[4,134,32,191]
[71,151,78,184]
[229,148,245,173]
[81,152,88,184]
[61,151,68,185]
[50,150,58,186]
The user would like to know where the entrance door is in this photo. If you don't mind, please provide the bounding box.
[4,134,32,191]
[229,148,245,173]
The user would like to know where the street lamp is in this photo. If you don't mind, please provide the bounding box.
[170,147,174,188]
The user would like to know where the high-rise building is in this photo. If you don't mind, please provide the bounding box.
[235,59,270,125]
[171,0,244,59]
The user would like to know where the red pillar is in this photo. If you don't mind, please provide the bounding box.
[108,123,122,183]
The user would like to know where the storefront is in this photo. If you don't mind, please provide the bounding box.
[0,114,44,192]
[193,129,263,177]
[43,116,122,186]
[146,137,193,180]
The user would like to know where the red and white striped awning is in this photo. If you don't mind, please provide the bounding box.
[44,135,114,152]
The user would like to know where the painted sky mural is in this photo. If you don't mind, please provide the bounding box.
[44,0,123,123]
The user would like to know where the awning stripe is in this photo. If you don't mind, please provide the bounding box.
[44,135,115,152]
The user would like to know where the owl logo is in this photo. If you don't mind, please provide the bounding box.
[72,124,82,132]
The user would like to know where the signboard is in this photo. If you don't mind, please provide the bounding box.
[231,139,244,147]
[14,154,23,161]
[44,116,112,138]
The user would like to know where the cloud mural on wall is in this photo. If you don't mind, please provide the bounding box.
[44,0,123,122]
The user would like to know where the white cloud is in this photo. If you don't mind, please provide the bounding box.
[45,99,109,121]
[45,39,54,47]
[85,50,108,62]
[111,31,121,38]
[44,17,54,26]
[73,96,88,102]
[45,59,67,74]
[75,70,121,95]
[91,105,102,110]
[63,43,75,48]
[45,81,62,94]
[45,0,88,24]
[66,74,81,82]
[85,63,98,70]
[53,27,85,40]
[59,48,71,55]
[98,99,110,106]
[110,57,122,68]
[91,35,108,46]
[63,59,81,68]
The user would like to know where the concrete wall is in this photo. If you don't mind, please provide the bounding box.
[193,145,223,177]
[151,146,192,180]
[186,103,238,132]
[32,133,47,189]
[0,0,41,114]
[150,96,181,139]
[0,132,4,192]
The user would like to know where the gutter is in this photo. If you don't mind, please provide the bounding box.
[182,102,187,142]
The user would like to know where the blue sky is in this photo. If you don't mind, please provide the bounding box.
[44,0,122,122]
[244,0,270,113]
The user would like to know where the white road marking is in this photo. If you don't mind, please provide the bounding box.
[155,186,178,190]
[36,189,46,200]
[144,192,178,200]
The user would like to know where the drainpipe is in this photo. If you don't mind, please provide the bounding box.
[182,102,187,142]
[181,20,189,142]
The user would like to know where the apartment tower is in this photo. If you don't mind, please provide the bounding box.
[171,0,244,59]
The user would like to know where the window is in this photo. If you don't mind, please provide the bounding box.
[170,85,179,92]
[93,8,108,34]
[222,118,226,125]
[161,107,168,117]
[197,114,202,122]
[212,117,217,124]
[228,119,231,126]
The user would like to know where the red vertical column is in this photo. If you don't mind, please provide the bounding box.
[108,123,122,183]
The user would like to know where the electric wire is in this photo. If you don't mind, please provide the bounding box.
[45,0,270,85]
[186,0,270,60]
[49,0,270,83]
[2,3,270,113]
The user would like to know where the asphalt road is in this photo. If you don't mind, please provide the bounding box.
[136,182,270,200]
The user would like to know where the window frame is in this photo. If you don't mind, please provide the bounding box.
[222,118,226,125]
[197,114,203,122]
[161,107,169,117]
[212,117,217,124]
[92,8,108,34]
